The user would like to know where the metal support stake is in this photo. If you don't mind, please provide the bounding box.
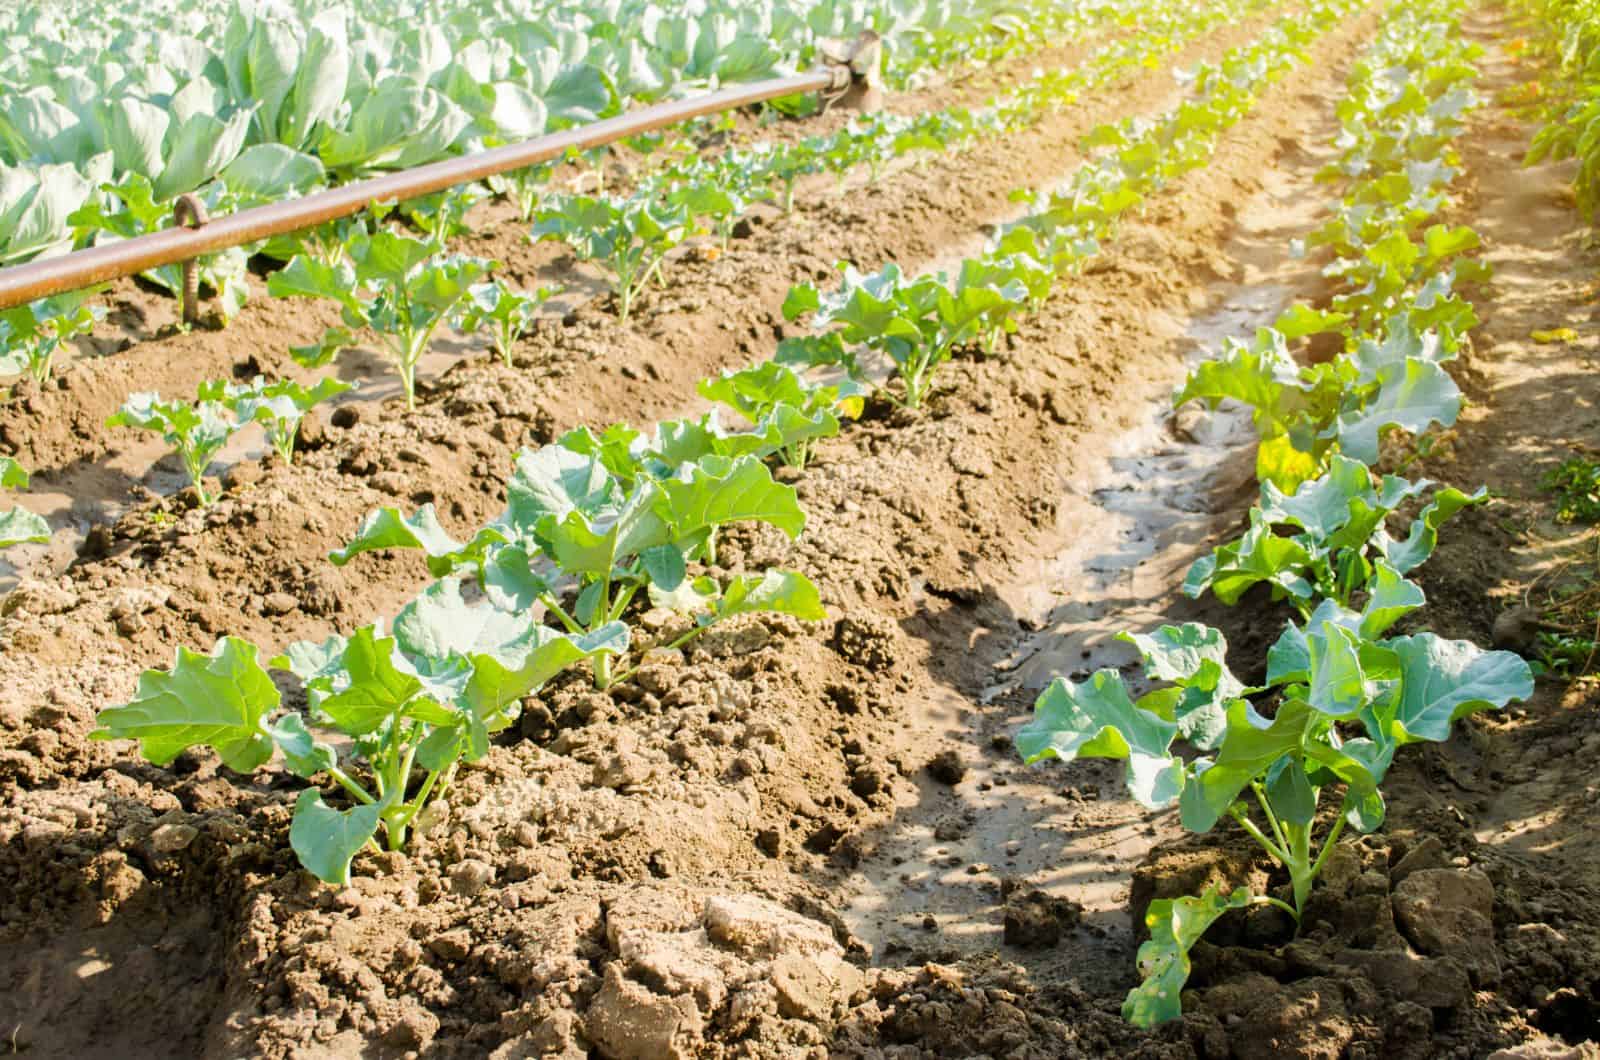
[172,194,210,327]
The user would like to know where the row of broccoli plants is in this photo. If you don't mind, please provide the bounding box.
[11,0,1281,536]
[92,357,854,883]
[775,1,1356,409]
[0,0,1141,270]
[1522,0,1600,219]
[85,3,1348,884]
[509,0,1274,327]
[0,0,1158,344]
[1014,0,1537,1029]
[0,0,1254,381]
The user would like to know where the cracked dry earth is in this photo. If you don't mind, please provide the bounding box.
[2,3,1600,1059]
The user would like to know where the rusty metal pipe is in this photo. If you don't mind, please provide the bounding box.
[0,70,840,312]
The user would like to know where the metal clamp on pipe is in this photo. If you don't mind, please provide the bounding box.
[818,31,884,112]
[171,194,210,328]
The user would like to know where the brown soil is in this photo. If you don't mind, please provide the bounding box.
[3,3,1600,1059]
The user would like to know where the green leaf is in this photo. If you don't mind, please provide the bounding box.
[266,254,361,315]
[1381,634,1534,745]
[289,789,382,885]
[1274,303,1349,339]
[0,456,30,490]
[1016,672,1184,809]
[270,713,338,779]
[0,506,50,548]
[713,569,826,623]
[1336,359,1461,463]
[1264,758,1317,827]
[1184,508,1313,605]
[1179,699,1314,833]
[1359,560,1425,638]
[1117,623,1245,749]
[92,636,279,773]
[1123,886,1252,1028]
[1374,486,1487,573]
[317,627,429,736]
[329,504,466,571]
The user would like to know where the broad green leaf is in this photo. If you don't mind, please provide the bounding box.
[713,569,826,623]
[317,627,429,735]
[1264,757,1317,827]
[92,637,279,772]
[1179,699,1315,833]
[1117,623,1244,749]
[1374,486,1487,573]
[267,254,361,314]
[1336,359,1461,463]
[290,789,382,885]
[1359,560,1425,638]
[0,455,26,491]
[1381,634,1533,745]
[1306,624,1371,719]
[329,504,466,571]
[1016,672,1184,809]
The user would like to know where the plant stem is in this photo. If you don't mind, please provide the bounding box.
[539,593,586,636]
[328,766,377,805]
[1252,782,1291,857]
[1253,894,1301,922]
[1229,805,1291,866]
[1308,814,1348,883]
[609,621,710,686]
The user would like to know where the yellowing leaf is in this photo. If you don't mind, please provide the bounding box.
[1531,328,1579,344]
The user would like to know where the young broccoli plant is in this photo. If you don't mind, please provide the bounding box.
[531,194,692,324]
[0,456,49,549]
[696,361,865,469]
[267,229,495,409]
[1185,454,1486,614]
[783,261,1027,409]
[1018,600,1532,1026]
[395,185,489,248]
[202,376,353,466]
[93,595,625,885]
[329,447,824,689]
[106,390,239,507]
[0,291,105,384]
[487,163,554,223]
[460,281,560,367]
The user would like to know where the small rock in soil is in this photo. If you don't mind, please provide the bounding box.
[926,750,966,786]
[262,591,299,617]
[1392,867,1500,987]
[148,821,197,853]
[1390,835,1449,884]
[1002,887,1082,948]
[296,409,327,450]
[1492,605,1546,654]
[450,858,495,898]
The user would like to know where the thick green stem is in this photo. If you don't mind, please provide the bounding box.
[185,451,212,507]
[1285,822,1315,917]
